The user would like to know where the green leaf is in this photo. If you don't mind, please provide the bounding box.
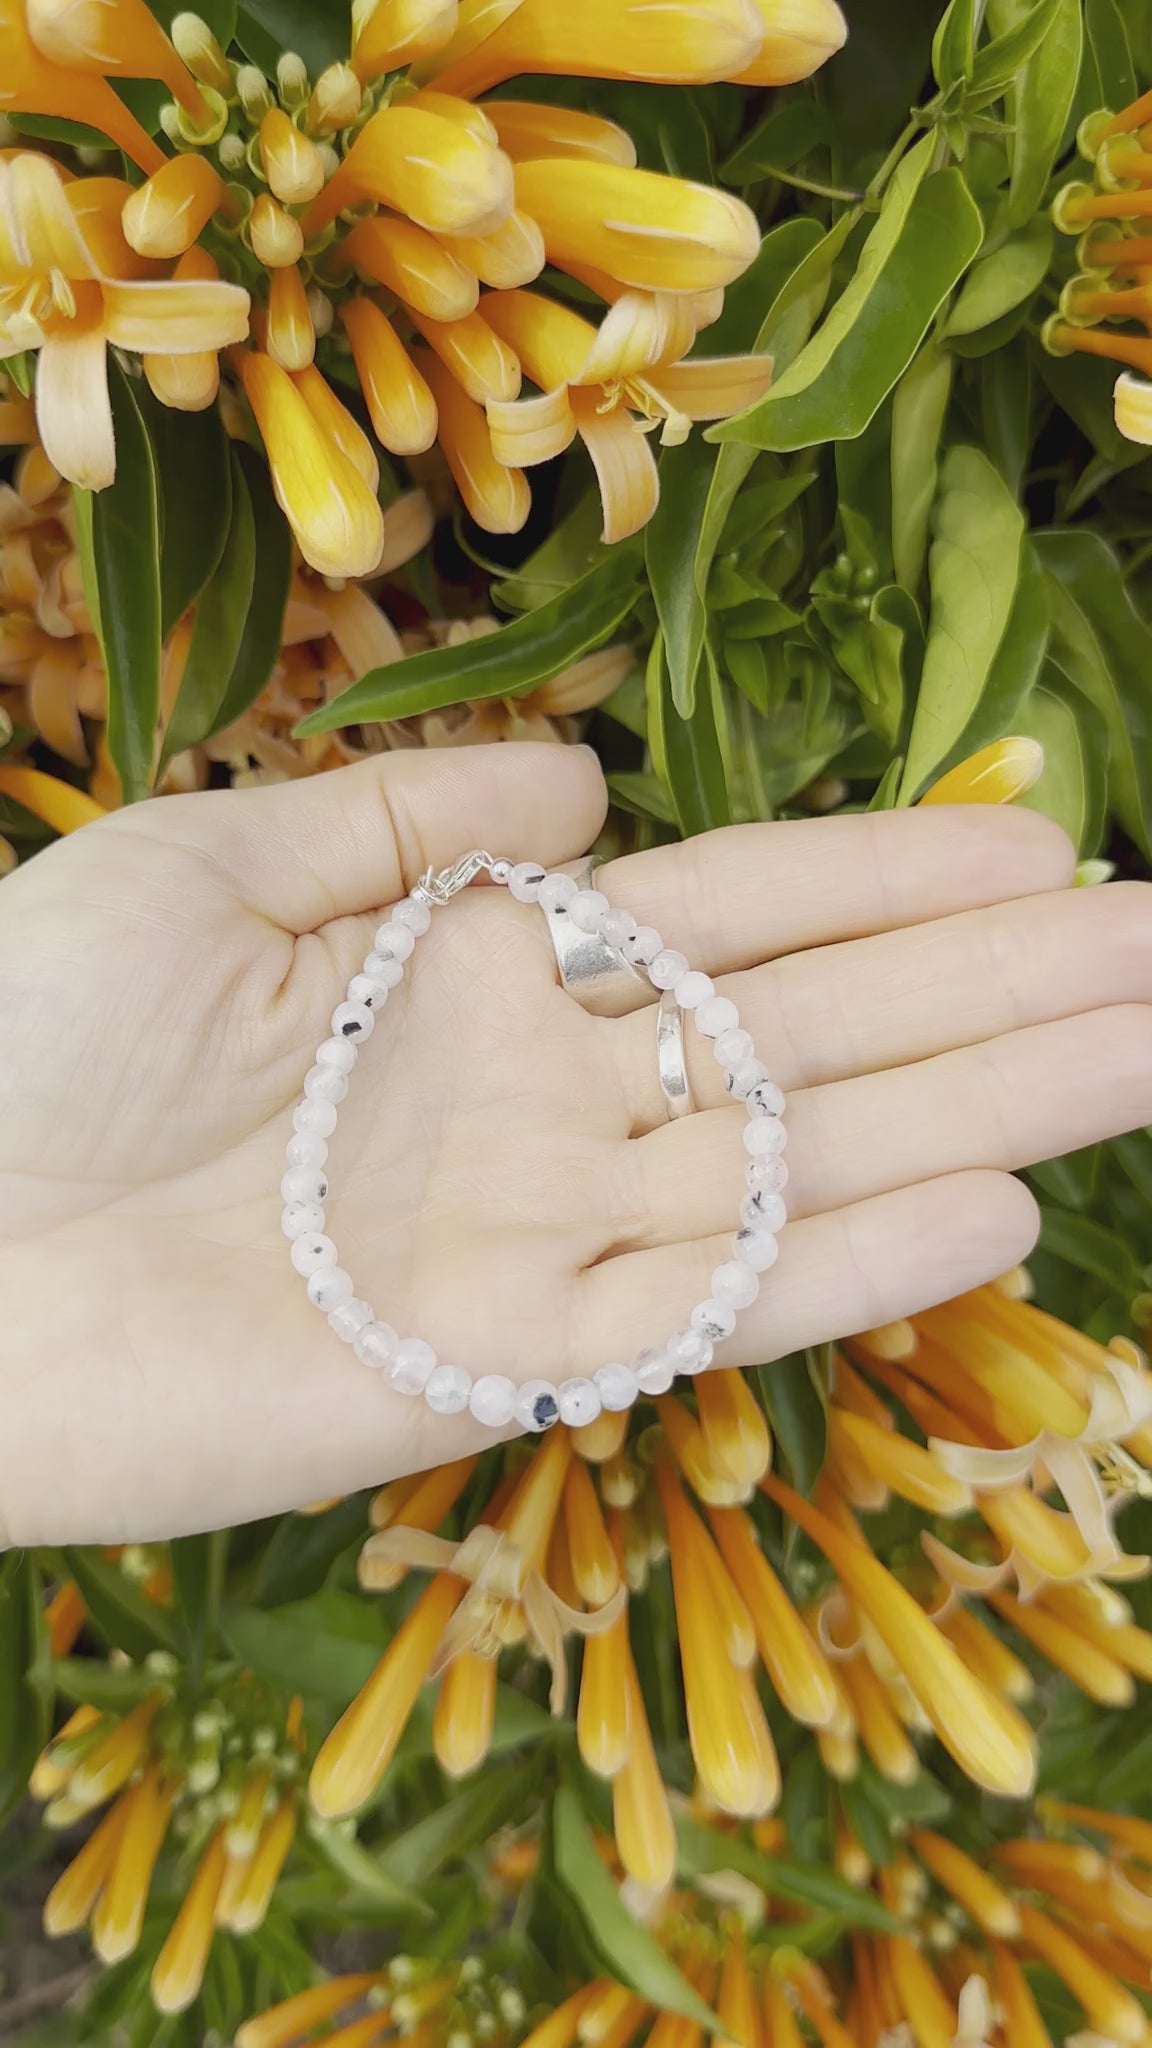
[944,218,1053,337]
[220,1591,387,1700]
[307,1818,428,1916]
[980,338,1034,494]
[54,1656,159,1714]
[145,393,232,640]
[648,633,731,835]
[933,0,978,85]
[74,363,161,804]
[378,1763,542,1889]
[994,0,1083,227]
[924,550,1051,773]
[236,0,349,74]
[900,445,1025,799]
[713,151,985,453]
[719,100,836,186]
[646,435,723,718]
[756,1351,829,1496]
[168,1531,228,1687]
[891,338,955,592]
[1085,0,1136,106]
[491,494,607,614]
[1038,1205,1142,1295]
[59,1547,177,1661]
[160,453,257,771]
[674,1814,902,1931]
[0,1554,51,1825]
[551,1787,719,2026]
[295,551,641,734]
[1015,674,1108,854]
[968,0,1066,96]
[209,445,294,739]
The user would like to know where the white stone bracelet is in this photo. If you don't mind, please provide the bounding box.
[281,850,787,1434]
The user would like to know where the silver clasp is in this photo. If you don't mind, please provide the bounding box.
[412,848,496,907]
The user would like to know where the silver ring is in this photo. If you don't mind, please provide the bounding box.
[542,858,651,1018]
[657,989,696,1119]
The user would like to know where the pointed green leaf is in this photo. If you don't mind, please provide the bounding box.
[74,362,161,804]
[208,445,294,739]
[159,452,257,771]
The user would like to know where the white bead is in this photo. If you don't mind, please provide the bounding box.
[742,1189,787,1232]
[329,1297,373,1343]
[712,1261,759,1310]
[393,897,431,935]
[291,1233,337,1276]
[649,948,689,991]
[425,1363,472,1415]
[675,970,714,1010]
[727,1058,769,1099]
[734,1227,779,1272]
[347,974,390,1011]
[600,908,637,948]
[331,1000,374,1044]
[305,1063,349,1104]
[363,952,404,988]
[281,1165,328,1205]
[695,995,739,1039]
[354,1320,399,1369]
[669,1329,713,1375]
[316,1035,357,1073]
[515,1379,561,1431]
[691,1298,737,1341]
[308,1266,354,1312]
[715,1031,753,1069]
[470,1374,518,1426]
[594,1363,639,1412]
[508,860,547,903]
[748,1156,788,1193]
[286,1132,328,1169]
[282,1201,325,1240]
[568,888,609,933]
[744,1118,788,1158]
[748,1079,785,1119]
[388,1339,436,1395]
[294,1097,338,1137]
[537,872,577,914]
[373,921,415,962]
[632,1347,675,1396]
[558,1377,602,1427]
[490,858,513,884]
[622,926,661,966]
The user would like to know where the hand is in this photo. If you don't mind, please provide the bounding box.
[2,745,1150,1547]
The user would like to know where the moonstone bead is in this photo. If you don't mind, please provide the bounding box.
[537,872,577,914]
[329,1297,373,1343]
[622,926,661,966]
[294,1098,338,1137]
[393,897,431,935]
[425,1364,472,1414]
[316,1036,358,1073]
[347,974,390,1011]
[711,1262,759,1310]
[286,1132,328,1169]
[744,1118,788,1158]
[508,860,547,903]
[281,1166,328,1205]
[748,1079,786,1119]
[633,1347,675,1396]
[389,1339,436,1395]
[674,970,714,1009]
[354,1320,399,1369]
[734,1227,780,1272]
[373,921,415,961]
[600,908,637,948]
[515,1380,561,1431]
[363,952,404,987]
[569,888,609,933]
[470,1374,517,1426]
[748,1156,788,1193]
[714,1027,753,1067]
[669,1329,713,1375]
[691,1298,737,1341]
[742,1189,787,1232]
[281,1201,325,1240]
[649,948,689,990]
[331,1000,374,1043]
[291,1233,337,1276]
[558,1377,601,1427]
[595,1362,639,1412]
[307,1266,354,1311]
[695,995,739,1039]
[305,1063,349,1104]
[727,1058,769,1099]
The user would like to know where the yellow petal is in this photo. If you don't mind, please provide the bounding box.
[710,1507,840,1728]
[937,1604,1034,1703]
[0,761,103,832]
[986,1944,1055,2048]
[482,286,598,389]
[150,1826,228,2015]
[987,1588,1135,1705]
[650,352,775,418]
[433,1650,497,1777]
[91,1765,174,1963]
[293,362,380,491]
[563,1458,622,1607]
[885,1936,955,2048]
[235,1976,383,2048]
[486,99,637,166]
[830,1408,972,1516]
[920,736,1046,806]
[142,248,223,410]
[341,296,439,458]
[42,1793,129,1935]
[613,1650,676,1893]
[1016,1905,1147,2043]
[1115,369,1152,444]
[418,346,531,534]
[695,1368,772,1491]
[69,1697,159,1809]
[265,263,315,372]
[580,292,700,383]
[734,0,847,84]
[310,1574,464,1817]
[408,303,521,404]
[427,0,764,95]
[259,106,325,205]
[353,0,458,82]
[301,104,513,241]
[0,151,92,279]
[908,1827,1021,1939]
[249,193,304,270]
[439,210,545,289]
[515,160,760,294]
[0,8,163,170]
[343,213,479,321]
[577,1592,632,1777]
[101,276,250,353]
[121,153,224,260]
[307,60,363,134]
[572,391,660,545]
[839,1655,920,1786]
[26,0,209,120]
[238,351,385,581]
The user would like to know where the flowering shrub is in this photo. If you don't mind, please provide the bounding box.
[6,1,1152,2044]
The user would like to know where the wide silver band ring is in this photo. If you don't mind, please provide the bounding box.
[656,990,696,1118]
[542,858,650,1018]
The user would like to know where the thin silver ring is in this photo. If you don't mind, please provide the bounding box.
[656,988,696,1119]
[542,858,650,1017]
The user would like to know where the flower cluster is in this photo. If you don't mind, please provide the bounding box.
[1045,84,1152,443]
[237,1951,531,2048]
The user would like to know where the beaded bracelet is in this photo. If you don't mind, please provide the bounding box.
[280,851,787,1433]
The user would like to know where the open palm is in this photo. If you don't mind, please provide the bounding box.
[2,742,1151,1548]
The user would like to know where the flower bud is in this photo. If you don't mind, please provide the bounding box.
[236,63,274,120]
[122,151,226,258]
[248,191,305,267]
[266,263,315,371]
[307,61,363,134]
[259,106,326,204]
[171,11,232,92]
[276,50,309,105]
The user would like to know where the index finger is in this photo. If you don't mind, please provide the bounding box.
[595,807,1076,977]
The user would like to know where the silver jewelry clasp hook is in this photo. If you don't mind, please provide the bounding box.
[412,848,496,907]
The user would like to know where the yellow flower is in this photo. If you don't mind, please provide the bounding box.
[0,153,249,488]
[91,1765,176,1964]
[509,164,759,295]
[0,762,103,832]
[0,0,165,171]
[920,736,1046,807]
[150,1824,228,2014]
[26,0,213,124]
[353,0,458,82]
[299,99,514,241]
[236,351,385,579]
[424,0,769,96]
[121,153,230,260]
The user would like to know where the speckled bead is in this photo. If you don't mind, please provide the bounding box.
[307,1266,354,1312]
[282,1201,325,1241]
[291,1233,337,1276]
[372,921,415,962]
[515,1380,561,1431]
[558,1377,602,1427]
[569,888,610,933]
[691,1298,737,1342]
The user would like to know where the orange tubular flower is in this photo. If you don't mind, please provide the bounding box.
[734,0,847,82]
[417,347,531,533]
[26,0,212,121]
[121,154,229,261]
[424,0,766,95]
[150,1825,229,2014]
[353,0,458,82]
[300,102,513,241]
[236,352,384,579]
[0,0,164,170]
[341,215,481,321]
[920,737,1046,807]
[512,162,760,295]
